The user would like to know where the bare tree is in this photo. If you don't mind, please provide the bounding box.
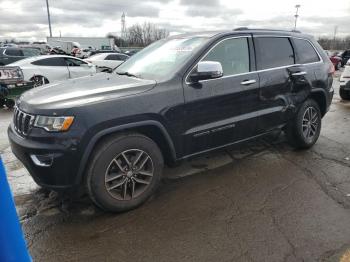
[126,22,169,47]
[318,36,350,50]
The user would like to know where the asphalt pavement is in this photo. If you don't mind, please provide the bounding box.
[0,72,350,262]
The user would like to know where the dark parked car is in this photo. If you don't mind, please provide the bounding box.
[0,47,41,65]
[9,29,334,212]
[340,49,350,66]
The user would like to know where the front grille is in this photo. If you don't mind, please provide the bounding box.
[13,107,35,136]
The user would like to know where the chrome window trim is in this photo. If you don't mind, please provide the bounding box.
[185,35,323,85]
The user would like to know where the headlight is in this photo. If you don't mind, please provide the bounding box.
[34,116,74,132]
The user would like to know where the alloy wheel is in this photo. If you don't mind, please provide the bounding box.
[105,149,154,201]
[302,106,319,141]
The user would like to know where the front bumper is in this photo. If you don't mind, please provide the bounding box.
[8,124,82,190]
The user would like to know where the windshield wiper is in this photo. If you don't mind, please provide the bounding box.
[116,71,140,78]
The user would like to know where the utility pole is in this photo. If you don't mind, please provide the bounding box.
[45,0,52,37]
[333,26,338,50]
[121,12,126,40]
[294,4,301,31]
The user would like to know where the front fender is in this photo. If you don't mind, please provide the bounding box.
[75,120,176,184]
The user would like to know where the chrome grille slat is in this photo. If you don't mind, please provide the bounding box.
[13,107,35,136]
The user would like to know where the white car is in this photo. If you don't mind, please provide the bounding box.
[340,61,350,100]
[9,55,97,86]
[85,53,129,71]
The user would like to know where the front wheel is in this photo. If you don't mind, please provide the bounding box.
[286,99,322,149]
[86,133,164,212]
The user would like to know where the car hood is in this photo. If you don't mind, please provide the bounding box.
[18,73,156,112]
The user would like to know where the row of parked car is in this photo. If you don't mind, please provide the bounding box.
[0,48,131,108]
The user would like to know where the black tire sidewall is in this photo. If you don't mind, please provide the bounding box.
[340,86,350,100]
[87,134,164,212]
[294,99,322,148]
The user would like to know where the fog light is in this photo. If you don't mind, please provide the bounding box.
[30,154,53,167]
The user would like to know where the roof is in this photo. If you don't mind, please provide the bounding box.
[168,28,310,40]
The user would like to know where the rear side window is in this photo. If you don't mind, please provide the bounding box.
[255,37,294,70]
[293,39,320,64]
[202,37,250,76]
[31,57,66,66]
[5,49,23,56]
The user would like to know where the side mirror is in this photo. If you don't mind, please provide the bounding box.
[189,61,223,82]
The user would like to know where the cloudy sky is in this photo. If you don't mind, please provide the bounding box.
[1,0,350,41]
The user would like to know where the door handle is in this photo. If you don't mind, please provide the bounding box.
[240,79,256,85]
[291,71,307,76]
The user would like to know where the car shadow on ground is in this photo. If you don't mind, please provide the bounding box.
[16,130,289,221]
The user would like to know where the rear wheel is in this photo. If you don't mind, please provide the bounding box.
[340,86,350,100]
[286,99,321,149]
[86,133,164,212]
[30,76,49,87]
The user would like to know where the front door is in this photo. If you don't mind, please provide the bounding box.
[183,36,260,155]
[65,57,95,79]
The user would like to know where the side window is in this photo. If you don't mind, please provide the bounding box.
[5,49,23,56]
[31,57,66,66]
[105,54,119,60]
[293,39,320,64]
[255,37,294,70]
[118,55,128,61]
[202,37,250,76]
[65,58,86,66]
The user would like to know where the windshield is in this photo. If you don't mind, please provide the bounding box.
[115,37,209,80]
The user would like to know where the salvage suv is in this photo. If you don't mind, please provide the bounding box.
[8,29,334,212]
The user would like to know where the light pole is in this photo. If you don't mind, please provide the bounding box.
[45,0,52,37]
[294,4,301,31]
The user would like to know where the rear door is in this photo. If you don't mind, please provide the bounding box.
[254,36,298,132]
[254,36,318,133]
[183,36,260,155]
[31,57,69,82]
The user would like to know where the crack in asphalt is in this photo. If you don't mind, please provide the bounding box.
[275,148,350,210]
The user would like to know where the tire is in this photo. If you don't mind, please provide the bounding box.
[86,133,164,212]
[5,99,15,109]
[286,99,322,149]
[0,98,5,107]
[336,61,341,70]
[340,87,350,100]
[30,76,49,87]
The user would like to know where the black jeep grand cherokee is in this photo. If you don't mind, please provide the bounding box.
[8,29,334,212]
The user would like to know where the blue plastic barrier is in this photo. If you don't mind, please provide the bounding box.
[0,157,31,262]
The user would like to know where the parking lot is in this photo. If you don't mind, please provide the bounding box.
[0,71,349,261]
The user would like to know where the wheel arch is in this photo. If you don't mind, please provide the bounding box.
[309,89,328,117]
[76,120,177,184]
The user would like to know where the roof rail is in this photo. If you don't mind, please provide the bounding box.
[233,27,301,33]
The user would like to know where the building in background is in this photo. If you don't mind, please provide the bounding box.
[47,37,119,51]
